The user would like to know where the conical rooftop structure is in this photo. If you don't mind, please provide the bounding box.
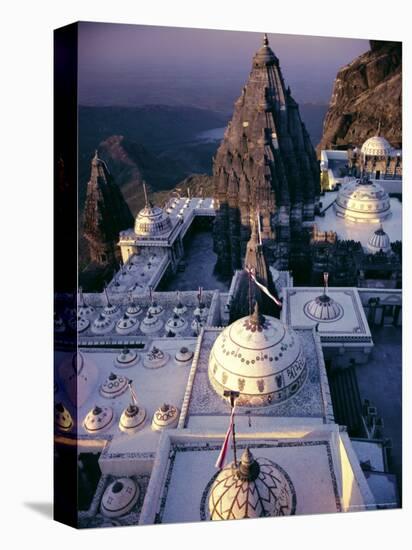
[83,151,134,268]
[230,218,280,322]
[213,34,320,274]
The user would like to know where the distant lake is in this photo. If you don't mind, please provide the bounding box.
[196,127,225,142]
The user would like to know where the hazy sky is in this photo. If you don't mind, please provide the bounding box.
[78,22,369,110]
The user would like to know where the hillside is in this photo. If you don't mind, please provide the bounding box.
[318,40,401,152]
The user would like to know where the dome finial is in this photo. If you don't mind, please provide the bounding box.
[143,181,149,207]
[263,33,269,46]
[377,118,382,136]
[250,300,264,327]
[237,447,260,481]
[323,271,329,297]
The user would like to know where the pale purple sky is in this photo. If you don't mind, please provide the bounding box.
[78,22,369,110]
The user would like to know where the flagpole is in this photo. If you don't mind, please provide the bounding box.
[224,390,239,467]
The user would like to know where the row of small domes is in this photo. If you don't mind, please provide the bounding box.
[55,400,180,434]
[55,300,208,336]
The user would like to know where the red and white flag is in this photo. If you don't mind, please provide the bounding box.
[215,404,236,469]
[247,268,283,308]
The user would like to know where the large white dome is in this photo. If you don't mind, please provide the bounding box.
[208,447,295,520]
[361,135,393,157]
[208,304,306,407]
[334,176,391,223]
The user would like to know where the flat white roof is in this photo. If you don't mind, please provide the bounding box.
[314,192,402,247]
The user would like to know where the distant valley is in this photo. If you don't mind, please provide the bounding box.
[79,103,327,215]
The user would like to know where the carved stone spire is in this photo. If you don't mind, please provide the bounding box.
[83,150,134,268]
[213,36,320,275]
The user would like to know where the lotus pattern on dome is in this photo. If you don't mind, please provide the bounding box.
[207,449,295,520]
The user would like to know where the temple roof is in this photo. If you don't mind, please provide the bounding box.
[208,302,307,407]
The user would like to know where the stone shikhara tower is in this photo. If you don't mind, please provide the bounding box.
[83,151,134,268]
[213,34,320,274]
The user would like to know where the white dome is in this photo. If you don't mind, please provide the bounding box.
[194,303,208,321]
[92,313,115,335]
[100,478,140,518]
[151,403,180,431]
[54,402,73,432]
[191,316,205,336]
[143,346,170,369]
[115,313,139,335]
[367,225,391,253]
[165,313,187,334]
[174,346,194,366]
[84,405,114,433]
[76,315,90,333]
[134,204,172,237]
[361,135,393,157]
[148,302,164,317]
[334,176,391,223]
[59,352,98,407]
[119,403,146,433]
[100,372,129,399]
[304,293,344,322]
[208,304,306,407]
[140,312,164,334]
[208,448,295,520]
[115,348,140,368]
[173,301,187,315]
[126,302,143,317]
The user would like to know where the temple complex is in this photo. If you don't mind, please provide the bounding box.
[62,33,402,529]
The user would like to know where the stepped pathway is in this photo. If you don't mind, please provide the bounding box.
[328,366,363,436]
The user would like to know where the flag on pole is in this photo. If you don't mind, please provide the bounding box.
[215,404,236,469]
[247,268,283,308]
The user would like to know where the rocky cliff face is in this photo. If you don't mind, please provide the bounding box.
[318,41,402,152]
[212,35,320,275]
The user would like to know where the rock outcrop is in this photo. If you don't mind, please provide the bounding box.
[212,35,320,275]
[318,40,402,152]
[83,152,134,269]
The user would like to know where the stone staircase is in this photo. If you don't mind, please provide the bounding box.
[328,366,363,436]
